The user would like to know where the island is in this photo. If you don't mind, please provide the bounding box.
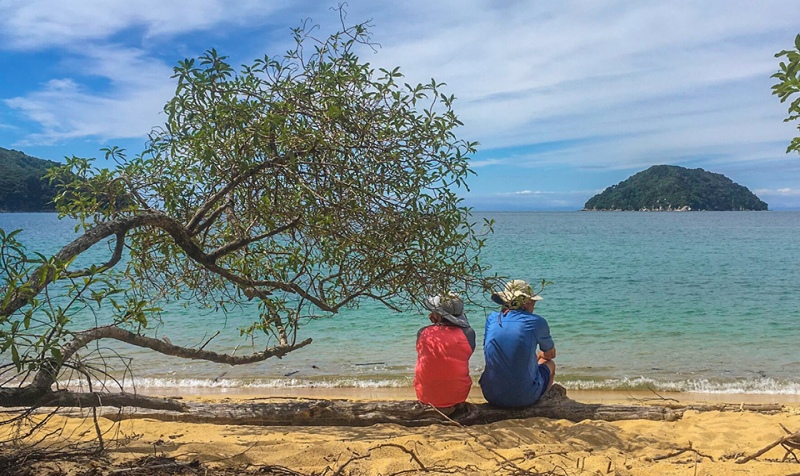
[583,165,768,211]
[0,147,61,212]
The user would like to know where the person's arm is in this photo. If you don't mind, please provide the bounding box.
[534,316,555,361]
[462,327,476,352]
[537,347,556,361]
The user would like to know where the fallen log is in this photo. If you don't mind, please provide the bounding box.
[101,384,684,426]
[649,401,784,413]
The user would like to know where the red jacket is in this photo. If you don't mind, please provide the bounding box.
[414,324,476,407]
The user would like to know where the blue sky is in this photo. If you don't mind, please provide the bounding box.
[2,1,800,210]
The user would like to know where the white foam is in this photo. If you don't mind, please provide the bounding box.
[51,375,800,394]
[58,376,414,391]
[559,377,800,394]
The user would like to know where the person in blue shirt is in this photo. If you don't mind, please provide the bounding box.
[479,279,557,408]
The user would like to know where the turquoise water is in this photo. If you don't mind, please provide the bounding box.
[1,212,799,394]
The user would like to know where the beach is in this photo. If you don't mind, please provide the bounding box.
[2,212,800,474]
[6,388,800,475]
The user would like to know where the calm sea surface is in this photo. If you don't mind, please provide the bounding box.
[1,211,799,394]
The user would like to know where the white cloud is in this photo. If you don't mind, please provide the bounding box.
[500,190,556,196]
[1,0,800,187]
[757,188,800,196]
[5,45,173,144]
[470,158,504,168]
[358,0,800,171]
[0,0,286,49]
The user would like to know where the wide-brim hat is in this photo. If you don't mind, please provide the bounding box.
[423,294,470,328]
[490,279,542,309]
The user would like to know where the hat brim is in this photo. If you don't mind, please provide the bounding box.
[440,312,470,328]
[424,296,470,328]
[491,291,542,307]
[490,293,506,306]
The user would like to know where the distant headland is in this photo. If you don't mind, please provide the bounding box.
[0,146,60,212]
[583,165,768,211]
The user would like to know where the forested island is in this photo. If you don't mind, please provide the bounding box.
[0,147,60,212]
[584,165,768,211]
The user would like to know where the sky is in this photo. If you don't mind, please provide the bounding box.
[1,1,800,211]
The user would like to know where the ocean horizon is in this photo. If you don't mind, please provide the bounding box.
[2,211,799,396]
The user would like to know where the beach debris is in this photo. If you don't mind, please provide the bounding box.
[736,424,800,464]
[213,371,227,382]
[650,441,714,462]
[109,456,201,474]
[284,370,299,377]
[100,383,684,427]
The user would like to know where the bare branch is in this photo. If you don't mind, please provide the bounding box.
[207,216,301,261]
[186,160,279,233]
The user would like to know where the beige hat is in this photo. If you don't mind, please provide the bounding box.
[490,279,542,309]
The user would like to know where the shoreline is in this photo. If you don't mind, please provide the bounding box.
[9,386,800,476]
[136,384,800,406]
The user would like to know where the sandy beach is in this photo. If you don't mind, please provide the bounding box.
[5,389,800,475]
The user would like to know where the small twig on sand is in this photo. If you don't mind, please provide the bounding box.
[652,442,714,462]
[110,461,197,474]
[428,405,571,475]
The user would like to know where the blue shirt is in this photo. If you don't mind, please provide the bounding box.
[479,309,555,407]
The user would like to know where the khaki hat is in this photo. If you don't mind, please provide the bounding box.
[490,279,542,309]
[423,294,470,328]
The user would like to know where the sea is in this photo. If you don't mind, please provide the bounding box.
[1,211,799,396]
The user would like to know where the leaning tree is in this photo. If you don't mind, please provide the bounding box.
[773,33,800,155]
[0,17,492,432]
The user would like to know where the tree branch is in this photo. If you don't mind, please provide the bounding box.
[65,326,312,366]
[64,231,126,278]
[207,216,301,261]
[26,325,311,392]
[186,160,279,233]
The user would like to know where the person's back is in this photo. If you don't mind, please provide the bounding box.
[414,293,476,408]
[415,324,475,407]
[480,309,551,407]
[479,279,556,408]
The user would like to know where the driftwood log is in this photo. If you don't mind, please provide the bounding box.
[100,384,686,426]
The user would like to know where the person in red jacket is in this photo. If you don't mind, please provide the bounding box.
[414,293,476,408]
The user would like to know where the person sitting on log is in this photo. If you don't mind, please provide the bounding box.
[413,293,476,408]
[479,279,556,408]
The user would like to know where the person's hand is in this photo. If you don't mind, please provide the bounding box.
[538,347,557,361]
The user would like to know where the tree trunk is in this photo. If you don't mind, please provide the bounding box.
[102,384,684,426]
[0,386,187,412]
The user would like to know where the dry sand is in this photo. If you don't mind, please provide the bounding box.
[4,388,800,475]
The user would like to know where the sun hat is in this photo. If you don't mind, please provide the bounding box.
[490,279,543,309]
[423,294,470,328]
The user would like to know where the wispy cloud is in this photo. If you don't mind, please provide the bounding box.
[0,0,285,50]
[5,45,173,145]
[756,187,800,196]
[1,0,799,209]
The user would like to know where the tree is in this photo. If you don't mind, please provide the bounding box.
[772,33,800,155]
[0,15,492,436]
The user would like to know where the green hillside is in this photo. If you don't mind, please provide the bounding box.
[0,147,61,212]
[584,165,768,211]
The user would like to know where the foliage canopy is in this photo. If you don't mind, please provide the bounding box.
[772,33,800,155]
[0,17,492,420]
